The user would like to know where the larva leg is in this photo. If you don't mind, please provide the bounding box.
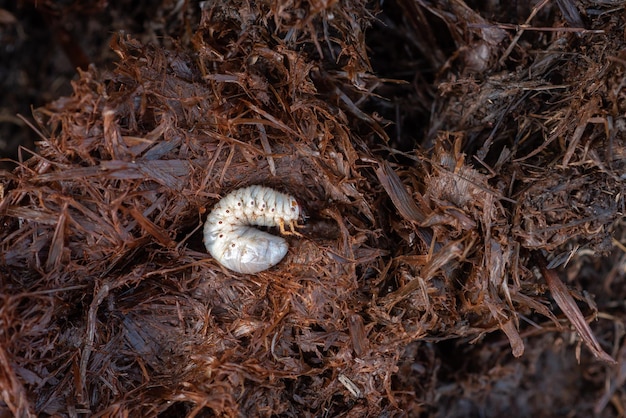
[279,219,303,237]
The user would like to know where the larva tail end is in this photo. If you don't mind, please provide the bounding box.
[208,228,289,274]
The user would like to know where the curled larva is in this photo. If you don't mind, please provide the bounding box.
[203,185,301,274]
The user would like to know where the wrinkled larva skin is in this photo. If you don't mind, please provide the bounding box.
[203,185,301,274]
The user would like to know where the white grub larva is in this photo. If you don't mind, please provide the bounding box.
[203,185,301,274]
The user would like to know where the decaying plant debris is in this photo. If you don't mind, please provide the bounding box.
[1,0,626,416]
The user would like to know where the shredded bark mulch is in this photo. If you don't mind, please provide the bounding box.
[1,0,626,416]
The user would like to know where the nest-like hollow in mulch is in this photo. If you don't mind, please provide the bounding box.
[2,0,626,416]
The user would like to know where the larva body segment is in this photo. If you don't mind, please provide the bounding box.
[203,185,301,274]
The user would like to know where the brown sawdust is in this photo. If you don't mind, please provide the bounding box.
[1,0,626,417]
